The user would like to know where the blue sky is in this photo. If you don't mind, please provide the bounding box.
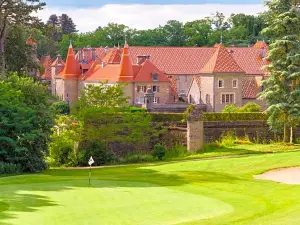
[40,0,265,32]
[46,0,262,7]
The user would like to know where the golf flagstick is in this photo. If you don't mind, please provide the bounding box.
[88,156,94,186]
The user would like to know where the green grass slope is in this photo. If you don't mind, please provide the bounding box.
[2,151,300,225]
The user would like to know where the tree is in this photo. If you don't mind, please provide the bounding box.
[212,12,230,31]
[4,25,34,73]
[184,19,213,46]
[59,14,77,35]
[163,20,186,46]
[0,0,45,79]
[0,74,54,172]
[260,0,300,143]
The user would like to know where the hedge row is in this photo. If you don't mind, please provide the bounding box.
[202,112,268,121]
[150,113,185,122]
[150,112,267,122]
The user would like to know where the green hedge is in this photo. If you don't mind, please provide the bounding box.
[202,112,267,121]
[150,113,185,122]
[150,112,267,122]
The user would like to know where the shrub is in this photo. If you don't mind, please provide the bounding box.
[48,133,78,167]
[122,154,155,164]
[202,112,267,121]
[0,162,22,175]
[222,104,239,113]
[150,113,185,122]
[239,102,262,112]
[165,145,187,158]
[51,101,70,115]
[78,141,118,166]
[152,144,166,160]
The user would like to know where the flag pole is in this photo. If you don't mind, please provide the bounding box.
[89,165,91,186]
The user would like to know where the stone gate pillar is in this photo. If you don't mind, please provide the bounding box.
[187,106,204,152]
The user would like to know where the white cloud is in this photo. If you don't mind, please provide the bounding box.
[37,4,266,32]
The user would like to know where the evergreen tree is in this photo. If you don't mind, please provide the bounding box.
[260,0,300,142]
[59,14,77,35]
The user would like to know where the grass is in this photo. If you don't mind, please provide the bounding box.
[2,149,300,224]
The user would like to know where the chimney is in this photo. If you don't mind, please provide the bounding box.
[137,55,149,65]
[260,47,265,58]
[57,54,62,64]
[91,48,96,61]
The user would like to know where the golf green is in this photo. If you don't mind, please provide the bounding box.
[2,151,300,225]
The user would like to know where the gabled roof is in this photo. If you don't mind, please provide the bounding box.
[51,57,65,66]
[242,77,258,99]
[40,56,52,80]
[118,42,134,82]
[134,60,169,82]
[102,47,122,64]
[253,41,268,50]
[200,44,245,74]
[59,43,81,79]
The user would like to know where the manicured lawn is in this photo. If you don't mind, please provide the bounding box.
[2,150,300,225]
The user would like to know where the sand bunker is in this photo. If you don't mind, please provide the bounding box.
[254,167,300,184]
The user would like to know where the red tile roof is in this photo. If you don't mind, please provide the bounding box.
[40,56,52,80]
[242,77,258,99]
[200,44,245,73]
[51,57,65,66]
[118,42,134,82]
[84,63,120,82]
[129,47,216,75]
[102,47,122,64]
[253,41,268,50]
[134,60,169,82]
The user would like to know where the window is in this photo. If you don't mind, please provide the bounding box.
[179,89,185,95]
[221,93,235,104]
[153,97,159,104]
[218,79,224,88]
[138,86,146,92]
[152,72,158,81]
[232,79,238,88]
[152,86,159,92]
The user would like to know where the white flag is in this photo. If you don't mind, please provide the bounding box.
[88,156,94,166]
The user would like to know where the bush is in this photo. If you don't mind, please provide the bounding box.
[0,162,22,175]
[150,113,185,122]
[51,101,70,115]
[165,145,187,158]
[78,141,118,166]
[239,102,262,112]
[222,104,239,113]
[152,144,166,160]
[122,154,155,164]
[222,103,261,113]
[202,112,267,121]
[48,134,78,167]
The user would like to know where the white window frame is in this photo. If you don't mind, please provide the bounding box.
[232,79,238,88]
[153,97,159,104]
[218,79,224,88]
[220,92,236,104]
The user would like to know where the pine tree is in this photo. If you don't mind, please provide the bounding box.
[59,14,77,35]
[0,0,45,79]
[260,0,300,142]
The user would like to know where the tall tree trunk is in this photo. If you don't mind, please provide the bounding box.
[284,124,291,143]
[290,127,296,144]
[0,36,6,80]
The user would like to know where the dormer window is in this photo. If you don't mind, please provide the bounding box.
[152,72,158,81]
